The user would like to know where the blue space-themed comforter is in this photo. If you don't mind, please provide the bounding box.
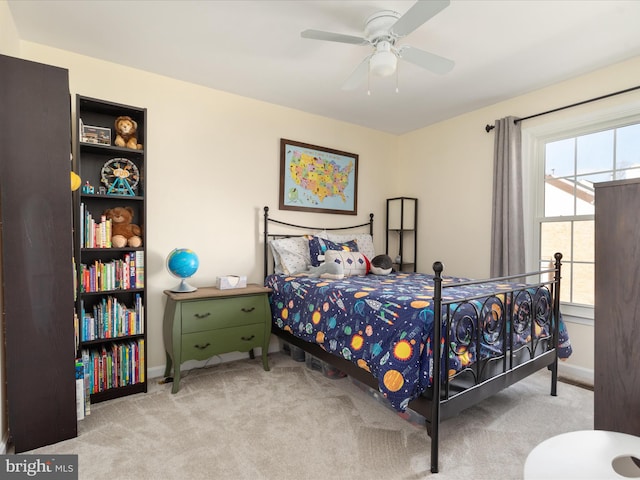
[266,272,572,412]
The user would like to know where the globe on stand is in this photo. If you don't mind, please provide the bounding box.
[166,248,199,292]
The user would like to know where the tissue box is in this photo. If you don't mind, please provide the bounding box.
[216,275,247,290]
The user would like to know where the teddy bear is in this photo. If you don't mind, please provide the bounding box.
[104,206,142,248]
[114,116,143,150]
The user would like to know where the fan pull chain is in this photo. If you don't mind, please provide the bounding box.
[367,66,371,96]
[395,62,399,93]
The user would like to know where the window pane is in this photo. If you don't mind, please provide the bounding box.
[618,167,640,180]
[539,260,555,283]
[545,138,574,177]
[575,175,596,215]
[573,220,594,262]
[576,130,613,175]
[541,222,572,261]
[580,171,612,184]
[559,263,571,303]
[539,120,640,310]
[545,178,575,216]
[617,124,640,169]
[572,263,594,305]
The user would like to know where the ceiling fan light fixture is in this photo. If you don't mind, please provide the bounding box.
[369,50,397,77]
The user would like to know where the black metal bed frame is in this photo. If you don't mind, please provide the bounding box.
[262,206,562,474]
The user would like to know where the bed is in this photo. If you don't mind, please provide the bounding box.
[262,206,571,473]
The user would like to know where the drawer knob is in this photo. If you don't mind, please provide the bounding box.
[241,307,255,313]
[241,335,255,341]
[194,343,211,350]
[194,312,211,319]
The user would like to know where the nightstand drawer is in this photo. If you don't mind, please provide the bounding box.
[181,324,265,361]
[181,295,267,333]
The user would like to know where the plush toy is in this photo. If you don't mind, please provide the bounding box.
[114,116,142,150]
[70,171,81,191]
[370,254,393,275]
[300,261,344,280]
[104,206,142,248]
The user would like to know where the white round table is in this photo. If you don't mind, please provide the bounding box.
[524,430,640,479]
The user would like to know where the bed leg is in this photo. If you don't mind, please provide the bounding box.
[430,261,444,474]
[550,358,558,396]
[550,252,562,397]
[429,419,439,474]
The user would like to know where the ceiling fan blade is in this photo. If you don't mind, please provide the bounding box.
[399,46,454,75]
[301,29,369,46]
[391,0,450,38]
[341,55,372,91]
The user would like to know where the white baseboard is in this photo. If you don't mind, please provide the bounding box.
[558,362,594,387]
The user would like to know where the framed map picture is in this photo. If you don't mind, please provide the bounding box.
[279,139,358,215]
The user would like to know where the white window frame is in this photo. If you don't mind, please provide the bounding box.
[522,99,640,325]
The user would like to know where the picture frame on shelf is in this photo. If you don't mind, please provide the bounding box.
[81,123,111,146]
[279,138,358,215]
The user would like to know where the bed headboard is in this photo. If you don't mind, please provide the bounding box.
[263,205,374,278]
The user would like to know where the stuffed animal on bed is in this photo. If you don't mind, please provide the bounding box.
[300,261,344,280]
[370,254,393,275]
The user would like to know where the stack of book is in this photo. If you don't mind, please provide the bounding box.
[79,339,145,398]
[79,251,144,292]
[79,294,144,341]
[80,203,112,248]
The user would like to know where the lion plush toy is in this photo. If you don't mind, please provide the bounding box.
[104,206,142,248]
[114,116,142,150]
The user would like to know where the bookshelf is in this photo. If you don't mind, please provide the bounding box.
[73,95,147,408]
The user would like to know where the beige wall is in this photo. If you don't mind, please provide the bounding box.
[0,0,19,56]
[17,41,401,379]
[399,55,640,382]
[6,0,640,434]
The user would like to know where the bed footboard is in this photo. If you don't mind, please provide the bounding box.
[427,252,562,473]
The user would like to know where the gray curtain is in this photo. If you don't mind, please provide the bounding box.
[490,116,525,277]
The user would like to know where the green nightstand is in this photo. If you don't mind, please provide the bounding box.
[162,284,272,393]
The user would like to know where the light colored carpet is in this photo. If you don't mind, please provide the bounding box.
[26,353,593,479]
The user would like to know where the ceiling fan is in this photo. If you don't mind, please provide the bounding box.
[301,0,454,90]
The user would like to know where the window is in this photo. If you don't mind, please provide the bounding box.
[525,107,640,319]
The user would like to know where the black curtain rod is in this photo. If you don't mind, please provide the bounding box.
[485,84,640,132]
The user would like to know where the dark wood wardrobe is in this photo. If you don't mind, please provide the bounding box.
[594,177,640,435]
[0,54,77,452]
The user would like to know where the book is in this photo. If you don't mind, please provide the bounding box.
[75,360,85,420]
[129,254,136,290]
[81,349,91,415]
[139,339,145,383]
[135,251,144,289]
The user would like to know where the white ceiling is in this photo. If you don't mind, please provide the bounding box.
[8,0,640,135]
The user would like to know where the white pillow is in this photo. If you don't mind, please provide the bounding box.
[326,233,375,261]
[269,237,311,275]
[325,250,370,277]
